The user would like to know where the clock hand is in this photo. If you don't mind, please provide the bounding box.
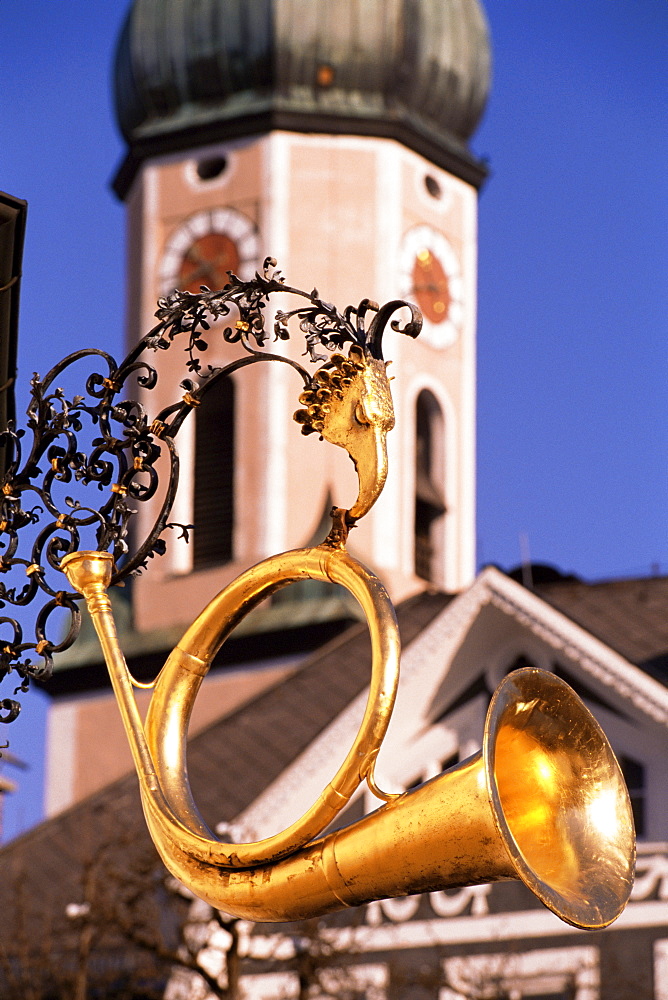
[212,250,237,271]
[184,246,209,268]
[184,265,216,287]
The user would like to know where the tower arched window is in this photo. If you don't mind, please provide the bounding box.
[414,389,446,582]
[193,374,235,569]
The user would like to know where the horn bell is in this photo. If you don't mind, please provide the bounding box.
[485,667,635,929]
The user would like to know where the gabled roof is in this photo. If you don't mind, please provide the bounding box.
[442,567,668,727]
[534,574,668,677]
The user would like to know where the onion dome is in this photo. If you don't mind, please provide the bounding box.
[113,0,491,195]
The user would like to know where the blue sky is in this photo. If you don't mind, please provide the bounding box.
[0,1,666,840]
[475,0,667,579]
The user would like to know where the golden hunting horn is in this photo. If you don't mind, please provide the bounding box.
[57,314,634,930]
[61,544,635,929]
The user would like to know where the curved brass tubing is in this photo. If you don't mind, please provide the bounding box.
[60,543,400,864]
[144,543,400,867]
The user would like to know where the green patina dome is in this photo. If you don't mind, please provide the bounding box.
[113,0,491,192]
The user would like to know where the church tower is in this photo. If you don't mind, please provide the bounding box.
[112,0,491,629]
[43,0,492,819]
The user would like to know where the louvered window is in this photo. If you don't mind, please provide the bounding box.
[193,374,235,568]
[414,390,446,581]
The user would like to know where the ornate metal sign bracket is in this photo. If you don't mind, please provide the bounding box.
[0,258,419,718]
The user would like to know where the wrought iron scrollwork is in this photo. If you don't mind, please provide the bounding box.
[0,258,420,720]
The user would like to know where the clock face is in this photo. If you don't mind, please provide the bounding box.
[399,225,464,349]
[159,208,259,296]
